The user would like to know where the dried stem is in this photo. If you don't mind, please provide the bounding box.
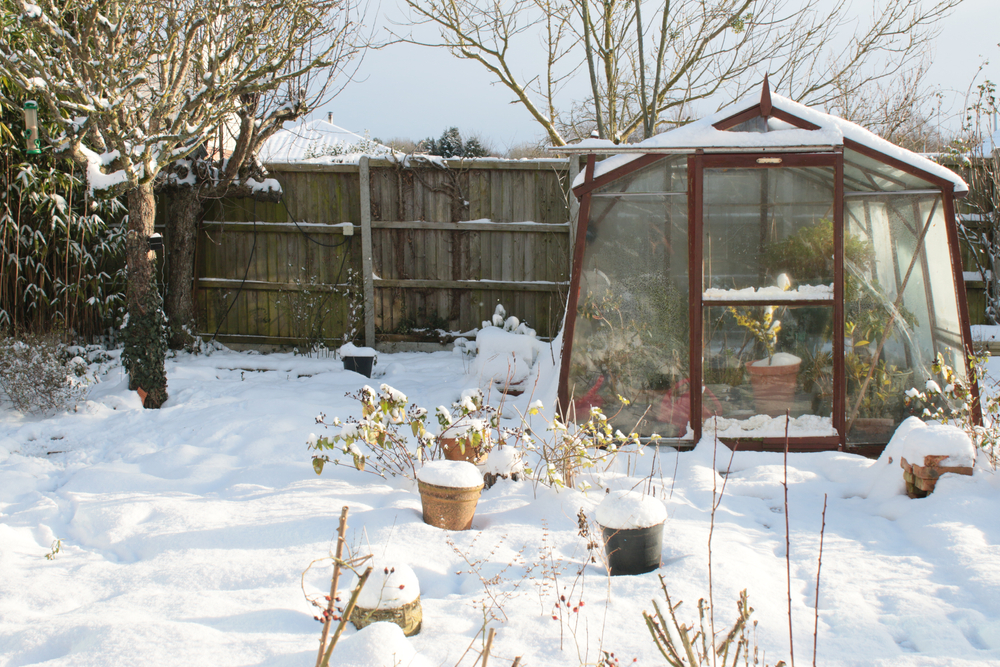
[481,627,497,667]
[813,494,828,667]
[315,506,350,667]
[784,412,795,667]
[321,565,374,667]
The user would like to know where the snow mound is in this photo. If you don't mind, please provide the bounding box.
[416,460,483,488]
[475,327,540,386]
[356,562,420,609]
[885,417,976,468]
[595,489,667,529]
[332,621,434,667]
[483,447,524,476]
[864,417,976,501]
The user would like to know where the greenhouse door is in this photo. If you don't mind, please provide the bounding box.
[691,153,844,446]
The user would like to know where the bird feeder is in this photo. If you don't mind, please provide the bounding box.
[23,100,41,155]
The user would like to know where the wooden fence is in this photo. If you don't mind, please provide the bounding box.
[187,157,577,347]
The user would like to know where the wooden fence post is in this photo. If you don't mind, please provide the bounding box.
[359,156,376,347]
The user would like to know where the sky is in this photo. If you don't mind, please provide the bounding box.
[326,0,1000,151]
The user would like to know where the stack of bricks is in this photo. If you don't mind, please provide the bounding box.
[900,455,974,498]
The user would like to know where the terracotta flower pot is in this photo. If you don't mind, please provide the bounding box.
[440,437,483,464]
[746,357,801,416]
[417,480,483,530]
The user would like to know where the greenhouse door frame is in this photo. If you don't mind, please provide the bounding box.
[688,150,846,448]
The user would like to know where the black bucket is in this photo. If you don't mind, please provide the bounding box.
[601,522,664,576]
[343,356,375,377]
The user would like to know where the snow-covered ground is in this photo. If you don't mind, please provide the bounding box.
[2,345,1000,666]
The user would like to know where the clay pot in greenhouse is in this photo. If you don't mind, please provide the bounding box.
[746,353,801,416]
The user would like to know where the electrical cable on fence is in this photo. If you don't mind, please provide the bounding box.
[211,199,258,342]
[210,190,355,341]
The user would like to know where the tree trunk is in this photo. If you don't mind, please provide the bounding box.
[164,185,202,348]
[127,182,157,310]
[123,182,169,408]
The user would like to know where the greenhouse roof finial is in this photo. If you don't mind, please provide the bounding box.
[760,74,772,117]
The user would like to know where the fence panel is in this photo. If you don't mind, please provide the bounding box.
[190,159,573,346]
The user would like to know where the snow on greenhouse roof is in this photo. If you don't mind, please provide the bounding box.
[568,82,968,194]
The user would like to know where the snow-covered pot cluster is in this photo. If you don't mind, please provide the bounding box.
[351,562,423,636]
[595,490,668,576]
[416,460,484,531]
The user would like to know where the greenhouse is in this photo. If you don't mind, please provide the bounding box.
[557,79,977,451]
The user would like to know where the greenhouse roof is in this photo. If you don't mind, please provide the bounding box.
[565,80,968,194]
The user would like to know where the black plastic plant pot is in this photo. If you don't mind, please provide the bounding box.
[600,522,664,576]
[343,356,374,378]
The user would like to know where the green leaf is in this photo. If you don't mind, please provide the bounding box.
[312,457,325,475]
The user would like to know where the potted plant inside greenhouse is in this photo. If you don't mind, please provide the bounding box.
[556,76,979,453]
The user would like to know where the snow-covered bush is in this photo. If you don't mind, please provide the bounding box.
[471,304,540,393]
[0,93,127,338]
[0,332,88,413]
[904,351,999,468]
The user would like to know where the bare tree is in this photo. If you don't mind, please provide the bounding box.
[394,0,964,145]
[952,79,1000,324]
[0,0,361,406]
[159,13,364,348]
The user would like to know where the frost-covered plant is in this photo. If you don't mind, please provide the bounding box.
[307,382,647,490]
[0,331,89,413]
[727,273,791,363]
[309,385,507,480]
[0,86,126,338]
[481,303,536,337]
[517,400,649,491]
[904,351,1000,468]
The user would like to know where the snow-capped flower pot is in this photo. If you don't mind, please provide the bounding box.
[350,562,423,636]
[595,490,667,576]
[416,461,484,531]
[746,352,801,417]
[341,343,377,378]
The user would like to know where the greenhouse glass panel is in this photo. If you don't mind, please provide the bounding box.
[593,155,688,195]
[703,167,836,294]
[569,174,690,438]
[843,149,936,192]
[702,305,835,434]
[843,193,965,443]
